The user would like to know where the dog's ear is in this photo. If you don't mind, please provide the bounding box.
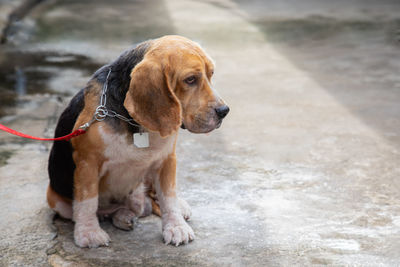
[124,59,182,137]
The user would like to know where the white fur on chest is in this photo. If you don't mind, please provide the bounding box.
[98,126,176,203]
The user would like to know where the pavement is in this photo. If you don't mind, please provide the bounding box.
[0,0,400,266]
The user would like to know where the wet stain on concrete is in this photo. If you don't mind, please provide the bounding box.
[31,0,175,44]
[0,49,101,118]
[0,0,47,44]
[0,150,13,166]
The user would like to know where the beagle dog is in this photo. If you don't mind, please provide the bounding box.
[47,35,229,248]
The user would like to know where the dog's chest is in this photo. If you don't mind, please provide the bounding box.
[98,126,175,200]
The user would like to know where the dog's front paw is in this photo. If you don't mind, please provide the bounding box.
[74,220,110,248]
[162,213,195,246]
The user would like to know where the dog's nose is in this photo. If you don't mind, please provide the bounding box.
[215,105,230,119]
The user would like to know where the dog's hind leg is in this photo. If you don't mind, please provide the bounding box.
[111,183,152,231]
[47,185,73,219]
[124,183,152,217]
[112,208,137,231]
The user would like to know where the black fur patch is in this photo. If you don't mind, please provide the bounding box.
[48,89,85,199]
[48,41,151,199]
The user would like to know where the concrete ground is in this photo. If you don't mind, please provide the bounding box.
[0,0,400,266]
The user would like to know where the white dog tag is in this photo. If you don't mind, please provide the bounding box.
[133,132,149,148]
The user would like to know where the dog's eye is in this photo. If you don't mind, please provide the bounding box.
[184,76,197,85]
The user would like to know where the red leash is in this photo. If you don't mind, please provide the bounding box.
[0,123,86,141]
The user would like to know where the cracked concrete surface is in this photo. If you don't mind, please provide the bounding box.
[0,0,400,266]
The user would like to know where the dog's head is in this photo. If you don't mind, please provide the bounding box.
[124,35,229,137]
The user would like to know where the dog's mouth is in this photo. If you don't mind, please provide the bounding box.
[181,117,224,134]
[215,120,222,129]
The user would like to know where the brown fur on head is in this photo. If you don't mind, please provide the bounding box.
[124,35,228,137]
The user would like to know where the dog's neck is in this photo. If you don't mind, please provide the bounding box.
[91,41,151,134]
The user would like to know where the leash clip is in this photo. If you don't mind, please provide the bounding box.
[78,123,90,131]
[78,117,96,131]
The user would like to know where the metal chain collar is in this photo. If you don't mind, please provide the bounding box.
[79,68,141,130]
